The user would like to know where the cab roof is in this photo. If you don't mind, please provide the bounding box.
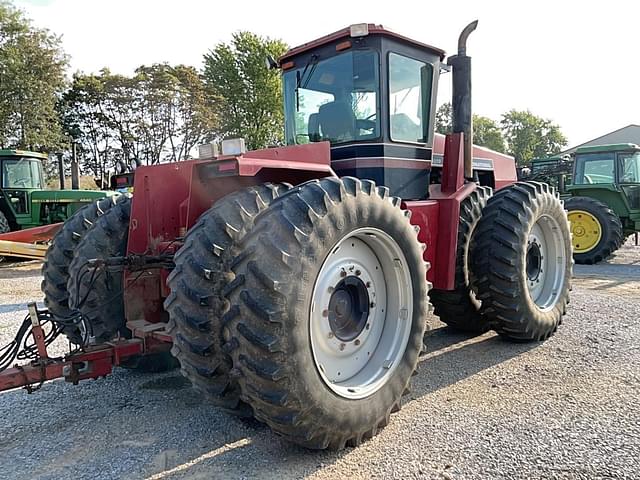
[280,24,446,63]
[576,143,640,155]
[0,149,47,160]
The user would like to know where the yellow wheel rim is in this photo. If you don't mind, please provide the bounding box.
[567,210,602,253]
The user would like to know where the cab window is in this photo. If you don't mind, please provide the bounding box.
[2,158,42,189]
[574,153,615,184]
[283,49,380,145]
[618,152,640,183]
[388,53,433,143]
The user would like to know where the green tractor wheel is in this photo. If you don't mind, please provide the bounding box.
[565,196,623,265]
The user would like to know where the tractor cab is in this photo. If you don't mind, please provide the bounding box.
[280,24,445,199]
[570,143,640,210]
[0,150,46,222]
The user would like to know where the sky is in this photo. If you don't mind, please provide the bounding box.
[14,0,640,147]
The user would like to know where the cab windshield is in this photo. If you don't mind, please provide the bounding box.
[283,49,379,145]
[2,158,43,189]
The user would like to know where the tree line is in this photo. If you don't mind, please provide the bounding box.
[1,0,566,182]
[435,103,567,165]
[0,2,287,180]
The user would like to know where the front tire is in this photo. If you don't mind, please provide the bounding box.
[165,183,291,414]
[224,177,429,449]
[0,211,9,234]
[470,182,572,342]
[565,196,623,264]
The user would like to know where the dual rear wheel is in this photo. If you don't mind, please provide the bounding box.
[168,178,571,449]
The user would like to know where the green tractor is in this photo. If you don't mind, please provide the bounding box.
[529,143,640,264]
[0,149,110,234]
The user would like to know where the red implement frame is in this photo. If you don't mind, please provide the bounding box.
[0,305,172,394]
[0,222,62,243]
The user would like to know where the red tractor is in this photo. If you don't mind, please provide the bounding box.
[4,22,572,450]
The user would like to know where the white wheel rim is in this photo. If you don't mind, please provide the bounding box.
[310,227,413,399]
[526,214,567,311]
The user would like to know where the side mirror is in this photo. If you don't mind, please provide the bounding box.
[265,54,278,70]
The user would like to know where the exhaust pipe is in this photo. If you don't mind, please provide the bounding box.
[448,20,478,181]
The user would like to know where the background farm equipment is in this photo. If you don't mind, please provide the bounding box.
[0,21,572,450]
[528,143,640,263]
[0,149,110,234]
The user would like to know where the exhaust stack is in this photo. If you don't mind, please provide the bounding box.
[448,20,478,181]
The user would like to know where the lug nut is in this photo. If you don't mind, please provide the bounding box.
[328,332,334,339]
[328,286,334,293]
[339,343,345,351]
[355,269,361,276]
[340,270,347,278]
[322,309,329,317]
[354,339,361,346]
[366,323,370,330]
[370,302,376,308]
[366,281,371,288]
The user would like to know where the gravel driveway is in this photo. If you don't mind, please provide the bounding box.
[0,242,638,480]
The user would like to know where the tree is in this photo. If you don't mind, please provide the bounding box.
[61,65,215,179]
[435,102,452,135]
[500,110,567,166]
[434,102,505,153]
[203,31,288,150]
[164,65,217,162]
[473,115,505,153]
[0,1,67,150]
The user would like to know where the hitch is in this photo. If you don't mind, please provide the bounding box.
[0,304,172,394]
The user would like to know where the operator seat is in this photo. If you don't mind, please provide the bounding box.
[308,113,321,142]
[318,101,356,143]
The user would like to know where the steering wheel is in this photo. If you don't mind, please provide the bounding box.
[584,175,594,184]
[14,178,30,187]
[356,114,377,132]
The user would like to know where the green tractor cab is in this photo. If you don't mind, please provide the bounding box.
[0,149,110,234]
[530,143,640,264]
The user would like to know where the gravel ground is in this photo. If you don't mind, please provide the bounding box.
[0,241,638,480]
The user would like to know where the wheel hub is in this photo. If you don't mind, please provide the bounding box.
[526,240,542,281]
[328,277,370,342]
[310,229,413,399]
[567,210,602,253]
[525,215,567,311]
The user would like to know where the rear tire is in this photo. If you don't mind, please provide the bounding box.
[429,186,492,333]
[165,183,291,414]
[67,197,132,344]
[470,182,572,342]
[565,196,623,264]
[42,196,121,321]
[225,177,429,449]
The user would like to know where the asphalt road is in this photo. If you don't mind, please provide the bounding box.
[0,241,638,480]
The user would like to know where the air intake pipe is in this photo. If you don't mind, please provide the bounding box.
[448,20,478,181]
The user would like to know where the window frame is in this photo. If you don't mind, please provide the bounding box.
[386,51,434,146]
